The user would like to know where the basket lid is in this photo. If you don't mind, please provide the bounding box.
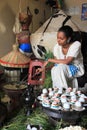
[0,44,30,68]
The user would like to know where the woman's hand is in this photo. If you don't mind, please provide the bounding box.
[36,68,43,74]
[36,60,49,74]
[43,60,49,67]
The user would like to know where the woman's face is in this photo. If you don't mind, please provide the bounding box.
[57,31,68,46]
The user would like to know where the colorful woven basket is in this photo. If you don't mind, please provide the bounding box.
[0,44,30,68]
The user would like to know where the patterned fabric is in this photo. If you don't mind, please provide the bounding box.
[69,64,79,76]
[54,63,58,66]
[54,64,79,76]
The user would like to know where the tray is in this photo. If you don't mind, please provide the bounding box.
[41,104,87,123]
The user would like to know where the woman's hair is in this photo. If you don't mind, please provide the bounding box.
[58,25,81,43]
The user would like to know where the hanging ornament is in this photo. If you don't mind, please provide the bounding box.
[19,6,32,31]
[17,0,32,56]
[0,44,30,68]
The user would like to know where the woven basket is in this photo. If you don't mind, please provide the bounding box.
[0,44,30,68]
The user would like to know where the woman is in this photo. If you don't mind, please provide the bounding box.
[37,25,84,90]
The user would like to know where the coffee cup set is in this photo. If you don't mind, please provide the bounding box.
[37,87,87,111]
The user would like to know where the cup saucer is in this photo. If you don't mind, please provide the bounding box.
[37,96,42,101]
[72,106,85,111]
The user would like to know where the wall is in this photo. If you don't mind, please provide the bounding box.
[0,0,87,61]
[0,0,51,59]
[64,0,87,32]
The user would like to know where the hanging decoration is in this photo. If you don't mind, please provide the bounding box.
[19,6,32,31]
[81,3,87,20]
[18,0,33,56]
[0,0,32,68]
[0,44,30,68]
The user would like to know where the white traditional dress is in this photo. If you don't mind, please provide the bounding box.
[51,41,84,90]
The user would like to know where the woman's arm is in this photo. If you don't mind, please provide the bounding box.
[36,60,49,73]
[48,56,74,64]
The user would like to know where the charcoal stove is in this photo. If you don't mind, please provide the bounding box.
[28,60,45,86]
[23,59,45,116]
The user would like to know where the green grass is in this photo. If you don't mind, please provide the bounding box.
[1,106,87,130]
[1,109,27,130]
[43,70,52,89]
[27,109,54,130]
[1,108,54,130]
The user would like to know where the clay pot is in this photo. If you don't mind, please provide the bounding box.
[3,84,27,99]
